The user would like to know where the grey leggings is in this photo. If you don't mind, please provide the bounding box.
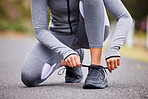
[21,3,110,87]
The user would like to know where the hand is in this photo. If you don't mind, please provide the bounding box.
[106,57,120,73]
[64,54,81,67]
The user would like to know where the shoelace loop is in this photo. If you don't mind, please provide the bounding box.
[58,67,66,75]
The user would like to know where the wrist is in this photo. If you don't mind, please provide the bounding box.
[64,53,78,60]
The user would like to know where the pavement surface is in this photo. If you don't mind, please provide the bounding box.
[0,38,148,99]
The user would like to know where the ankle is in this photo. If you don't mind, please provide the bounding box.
[90,62,101,66]
[90,48,102,66]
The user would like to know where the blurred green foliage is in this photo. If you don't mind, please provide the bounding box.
[0,0,31,32]
[0,20,28,32]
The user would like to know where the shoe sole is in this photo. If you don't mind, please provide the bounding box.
[83,83,108,89]
[65,80,81,83]
[65,78,82,83]
[83,79,108,89]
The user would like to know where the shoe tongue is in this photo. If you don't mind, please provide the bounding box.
[88,64,105,76]
[88,64,100,72]
[88,67,99,76]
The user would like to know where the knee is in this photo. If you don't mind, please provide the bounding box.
[21,71,40,87]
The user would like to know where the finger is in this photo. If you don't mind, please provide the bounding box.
[70,56,77,67]
[67,58,73,67]
[67,62,70,67]
[117,57,120,66]
[109,62,112,73]
[106,60,112,73]
[65,59,70,67]
[111,59,114,70]
[114,58,118,69]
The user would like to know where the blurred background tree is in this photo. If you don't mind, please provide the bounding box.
[123,0,148,19]
[0,0,31,32]
[0,0,51,33]
[0,0,147,33]
[122,0,148,31]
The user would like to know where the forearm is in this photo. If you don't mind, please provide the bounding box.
[34,29,78,59]
[104,0,133,59]
[105,15,132,59]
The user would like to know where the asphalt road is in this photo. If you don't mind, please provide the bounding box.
[0,38,148,99]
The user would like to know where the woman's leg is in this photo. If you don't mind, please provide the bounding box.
[78,0,110,89]
[21,42,63,87]
[21,41,84,87]
[78,0,110,65]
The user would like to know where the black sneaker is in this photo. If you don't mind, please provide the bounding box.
[65,66,83,83]
[65,49,84,83]
[83,64,108,89]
